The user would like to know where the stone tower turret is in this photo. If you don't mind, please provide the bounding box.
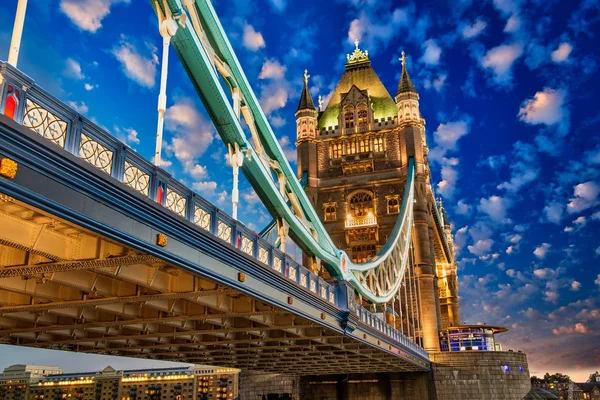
[295,70,318,195]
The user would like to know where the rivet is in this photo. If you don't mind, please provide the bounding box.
[156,233,167,247]
[0,158,17,179]
[238,272,245,282]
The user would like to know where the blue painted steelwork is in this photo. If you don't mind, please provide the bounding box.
[0,62,429,365]
[147,0,416,303]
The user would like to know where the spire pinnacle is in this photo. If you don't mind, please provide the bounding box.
[347,39,369,64]
[296,68,316,112]
[396,50,417,96]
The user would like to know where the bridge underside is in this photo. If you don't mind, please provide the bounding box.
[0,194,423,374]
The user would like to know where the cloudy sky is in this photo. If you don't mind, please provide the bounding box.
[1,0,599,382]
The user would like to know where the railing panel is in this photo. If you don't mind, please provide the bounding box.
[123,161,151,196]
[165,187,187,218]
[22,98,68,148]
[79,133,114,175]
[194,205,212,231]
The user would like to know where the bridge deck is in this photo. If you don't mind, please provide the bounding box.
[0,111,429,373]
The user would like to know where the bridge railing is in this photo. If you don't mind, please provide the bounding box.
[0,62,427,360]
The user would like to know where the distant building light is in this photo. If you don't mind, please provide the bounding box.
[502,365,510,373]
[519,366,524,373]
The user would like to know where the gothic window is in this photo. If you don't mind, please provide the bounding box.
[351,244,376,263]
[357,103,368,127]
[301,120,307,132]
[349,191,374,218]
[346,139,357,155]
[324,203,336,221]
[343,105,355,129]
[373,137,384,152]
[387,196,399,214]
[331,142,343,158]
[358,137,370,153]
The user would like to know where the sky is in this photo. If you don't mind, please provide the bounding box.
[0,0,599,382]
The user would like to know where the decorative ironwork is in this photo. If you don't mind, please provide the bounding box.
[194,206,211,231]
[22,98,68,148]
[310,280,316,293]
[165,188,187,217]
[288,266,297,281]
[241,236,253,256]
[123,161,150,196]
[217,221,232,243]
[300,274,307,287]
[329,292,335,303]
[345,214,377,228]
[258,247,269,265]
[273,257,282,273]
[320,286,327,299]
[79,133,114,175]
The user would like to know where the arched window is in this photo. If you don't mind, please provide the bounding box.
[357,103,368,128]
[346,139,357,155]
[349,191,374,218]
[343,105,355,129]
[387,196,399,214]
[358,137,370,153]
[352,244,377,263]
[331,142,343,158]
[373,137,384,152]
[324,203,336,221]
[3,85,19,120]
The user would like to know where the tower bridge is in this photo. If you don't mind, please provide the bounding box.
[0,1,532,399]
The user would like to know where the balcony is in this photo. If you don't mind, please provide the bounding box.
[345,213,377,229]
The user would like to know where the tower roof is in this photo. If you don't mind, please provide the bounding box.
[396,51,417,96]
[318,42,396,129]
[296,69,315,112]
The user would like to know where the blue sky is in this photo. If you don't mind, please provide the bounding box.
[1,0,599,381]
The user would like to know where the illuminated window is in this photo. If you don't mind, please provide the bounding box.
[357,104,368,127]
[346,139,357,155]
[349,191,374,218]
[358,137,370,153]
[324,203,336,221]
[343,106,355,129]
[502,365,510,373]
[387,196,399,214]
[351,244,376,263]
[331,142,343,158]
[373,137,384,152]
[3,85,19,120]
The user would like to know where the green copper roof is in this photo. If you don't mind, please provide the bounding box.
[318,60,397,130]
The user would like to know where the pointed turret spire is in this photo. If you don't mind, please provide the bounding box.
[396,51,417,95]
[296,69,316,112]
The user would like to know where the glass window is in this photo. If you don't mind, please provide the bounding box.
[346,139,357,155]
[358,137,369,153]
[357,105,368,127]
[351,244,376,263]
[343,106,355,129]
[373,137,384,152]
[331,142,343,158]
[349,191,374,217]
[324,204,336,221]
[387,197,399,214]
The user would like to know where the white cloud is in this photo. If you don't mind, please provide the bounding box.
[64,58,85,80]
[461,19,487,39]
[67,101,88,114]
[258,59,286,80]
[504,14,521,33]
[243,24,265,51]
[518,88,569,135]
[478,195,511,223]
[533,242,551,259]
[497,142,538,193]
[480,43,523,85]
[551,42,573,63]
[544,290,559,303]
[347,8,411,55]
[84,83,97,91]
[421,39,441,65]
[60,0,129,33]
[112,37,158,88]
[570,281,581,291]
[437,158,459,198]
[543,202,563,224]
[259,83,289,115]
[468,239,493,257]
[164,97,215,165]
[592,211,600,220]
[187,164,208,180]
[552,323,590,335]
[506,246,515,255]
[267,0,286,12]
[567,181,600,213]
[455,199,471,215]
[533,268,557,280]
[596,273,600,286]
[192,181,217,197]
[423,74,447,92]
[430,121,469,159]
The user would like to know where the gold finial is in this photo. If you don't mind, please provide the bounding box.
[354,39,359,50]
[400,51,408,66]
[303,69,309,84]
[347,40,369,64]
[318,95,323,111]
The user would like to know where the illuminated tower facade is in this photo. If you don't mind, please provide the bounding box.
[295,43,460,352]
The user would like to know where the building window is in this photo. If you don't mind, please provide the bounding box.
[331,142,343,158]
[357,104,368,127]
[373,137,384,152]
[358,137,370,153]
[324,203,336,221]
[343,106,354,129]
[349,191,374,218]
[351,244,376,263]
[346,139,357,155]
[387,196,399,214]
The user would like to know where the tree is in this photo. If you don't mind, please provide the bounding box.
[588,371,600,383]
[531,376,544,385]
[543,372,572,383]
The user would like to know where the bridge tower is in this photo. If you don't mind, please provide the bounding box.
[295,42,450,351]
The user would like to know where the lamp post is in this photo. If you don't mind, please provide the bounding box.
[8,0,28,68]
